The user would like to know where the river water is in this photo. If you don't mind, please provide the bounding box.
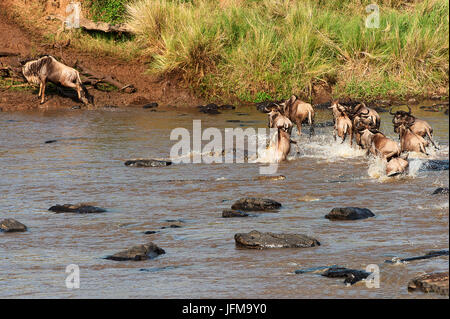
[0,104,448,298]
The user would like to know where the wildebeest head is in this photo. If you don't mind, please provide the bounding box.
[268,109,292,133]
[328,99,347,115]
[390,106,415,132]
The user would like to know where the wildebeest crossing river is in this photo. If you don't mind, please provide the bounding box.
[0,104,448,298]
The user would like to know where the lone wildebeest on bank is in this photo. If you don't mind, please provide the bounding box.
[22,55,92,105]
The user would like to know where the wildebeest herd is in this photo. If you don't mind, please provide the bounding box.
[21,55,439,178]
[264,95,438,177]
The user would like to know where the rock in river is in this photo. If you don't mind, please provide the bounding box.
[432,187,449,195]
[408,272,449,296]
[124,159,172,167]
[222,209,250,218]
[325,207,375,220]
[234,230,320,249]
[385,250,449,264]
[231,197,282,211]
[48,204,107,214]
[143,102,158,109]
[0,218,27,232]
[419,160,449,172]
[105,243,165,261]
[321,266,372,285]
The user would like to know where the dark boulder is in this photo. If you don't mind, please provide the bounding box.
[0,218,27,232]
[48,204,107,214]
[325,207,375,221]
[234,230,320,249]
[222,209,249,218]
[124,159,172,167]
[255,100,284,113]
[219,104,235,110]
[231,197,282,211]
[408,272,449,296]
[432,187,449,195]
[198,103,221,114]
[105,243,165,261]
[143,230,158,235]
[321,266,371,285]
[143,102,158,109]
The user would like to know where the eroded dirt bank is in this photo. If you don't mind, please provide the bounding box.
[0,5,204,112]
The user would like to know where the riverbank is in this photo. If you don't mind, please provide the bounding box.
[0,0,448,112]
[0,1,204,111]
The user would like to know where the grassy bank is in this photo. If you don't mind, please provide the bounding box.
[5,0,449,103]
[123,0,448,102]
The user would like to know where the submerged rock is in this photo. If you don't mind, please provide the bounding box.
[198,103,220,114]
[231,197,282,211]
[105,243,165,261]
[160,220,184,229]
[314,121,334,128]
[124,159,172,167]
[325,207,375,221]
[234,230,320,249]
[48,204,107,214]
[222,209,249,218]
[143,102,158,109]
[294,265,340,275]
[0,218,27,232]
[385,250,449,264]
[408,272,449,296]
[219,104,235,110]
[198,103,235,114]
[321,267,371,285]
[419,160,449,172]
[432,187,449,195]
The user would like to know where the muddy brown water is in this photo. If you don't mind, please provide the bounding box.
[0,104,448,298]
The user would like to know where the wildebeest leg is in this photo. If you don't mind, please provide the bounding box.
[296,122,302,139]
[62,79,82,101]
[341,131,347,144]
[349,128,353,147]
[419,142,429,156]
[38,82,43,98]
[309,118,315,138]
[426,130,439,150]
[40,81,46,104]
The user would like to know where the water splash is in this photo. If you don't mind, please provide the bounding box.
[297,134,366,162]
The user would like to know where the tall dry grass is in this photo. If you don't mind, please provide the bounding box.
[123,0,449,101]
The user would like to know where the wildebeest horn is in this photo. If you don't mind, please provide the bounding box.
[389,107,396,115]
[407,105,411,115]
[360,109,370,117]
